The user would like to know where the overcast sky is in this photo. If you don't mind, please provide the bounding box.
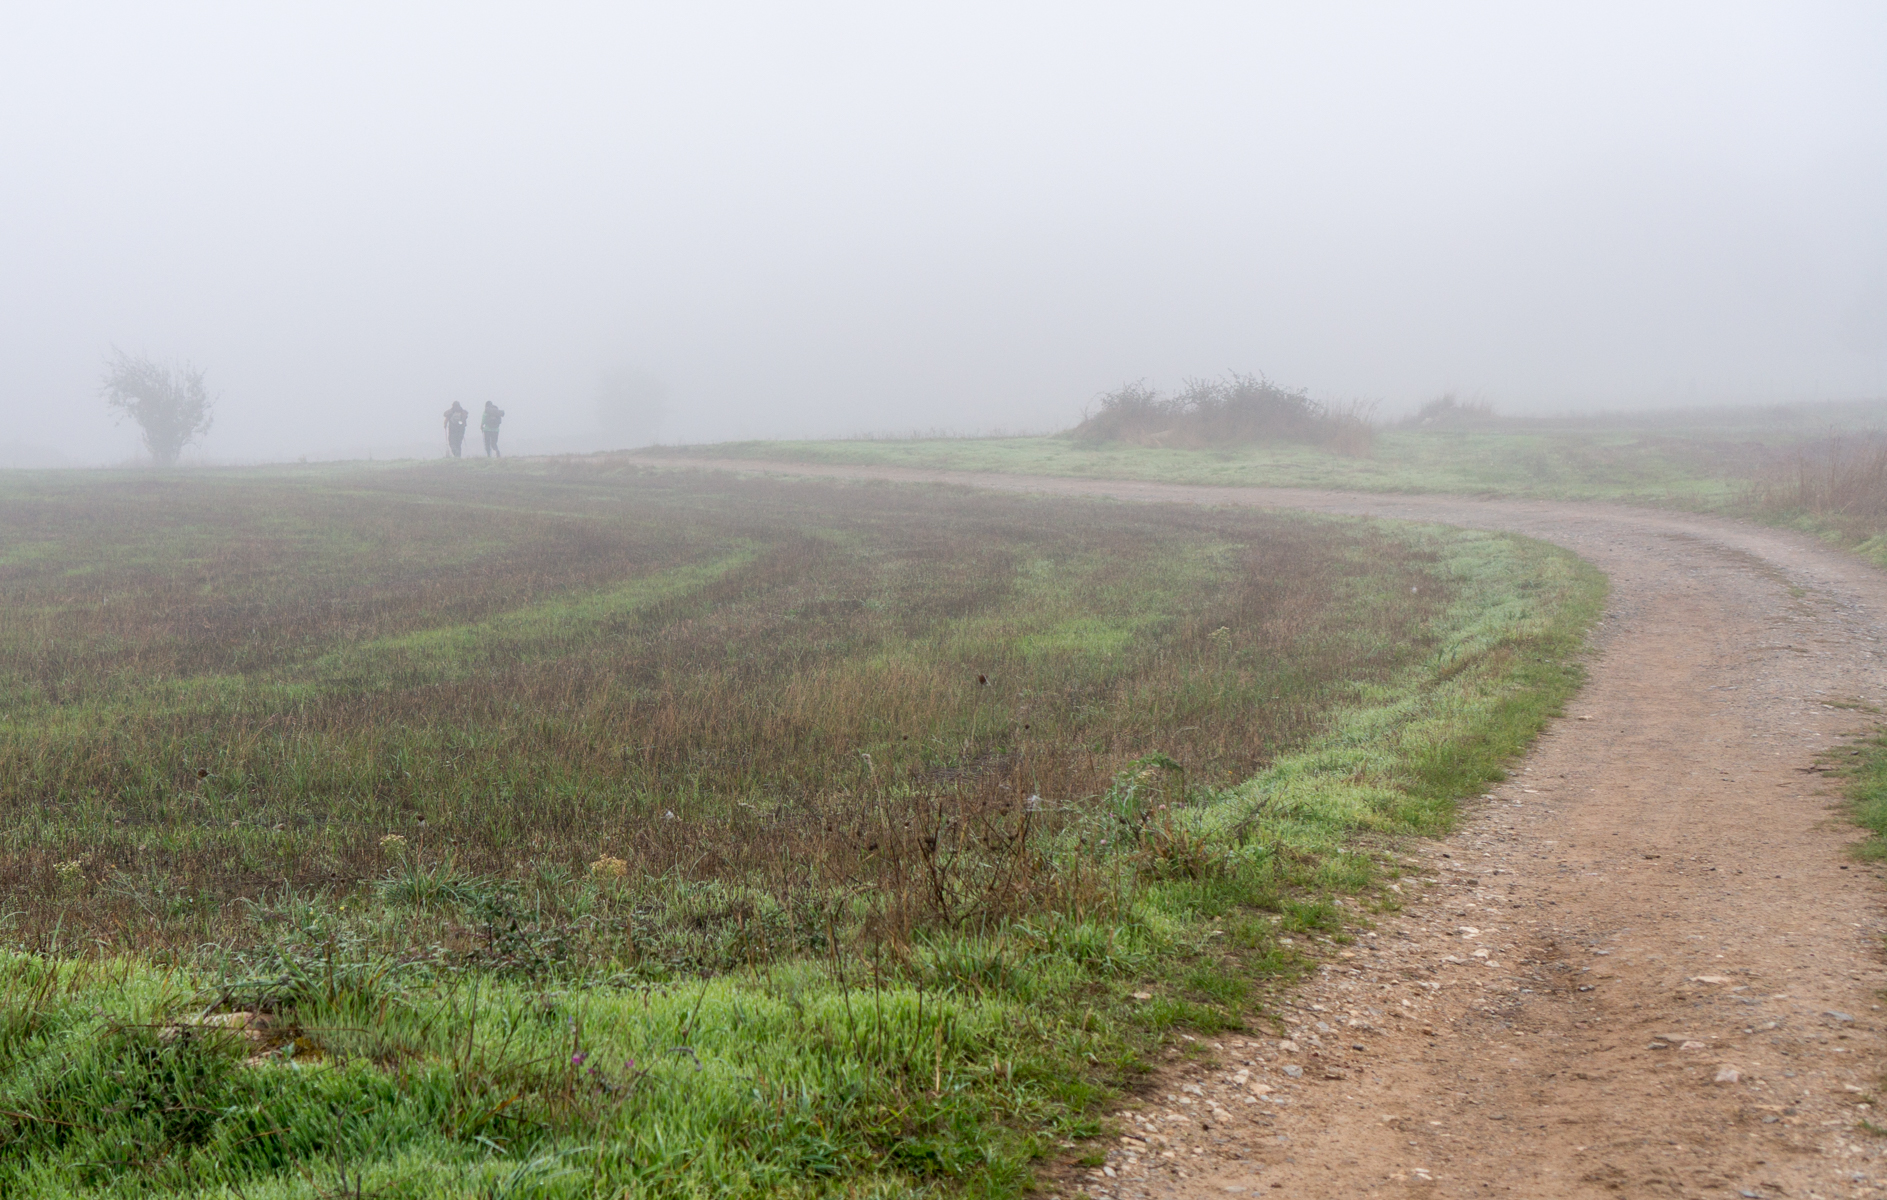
[4,3,1885,464]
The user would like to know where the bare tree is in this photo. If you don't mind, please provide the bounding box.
[100,350,214,466]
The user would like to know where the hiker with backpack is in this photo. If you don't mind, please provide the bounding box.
[443,401,470,457]
[481,401,505,457]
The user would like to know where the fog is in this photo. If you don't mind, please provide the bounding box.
[3,3,1885,466]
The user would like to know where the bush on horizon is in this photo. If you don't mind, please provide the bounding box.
[1067,373,1374,456]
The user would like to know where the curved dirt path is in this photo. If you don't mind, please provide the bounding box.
[644,457,1887,1199]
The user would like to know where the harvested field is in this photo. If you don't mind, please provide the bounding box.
[0,459,1601,1197]
[1,462,1454,956]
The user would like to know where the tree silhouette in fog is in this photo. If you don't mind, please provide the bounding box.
[100,350,214,466]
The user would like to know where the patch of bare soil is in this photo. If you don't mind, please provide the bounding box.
[640,457,1887,1199]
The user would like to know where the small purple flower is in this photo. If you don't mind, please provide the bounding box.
[570,1051,588,1068]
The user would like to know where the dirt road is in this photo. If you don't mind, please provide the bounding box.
[649,458,1887,1199]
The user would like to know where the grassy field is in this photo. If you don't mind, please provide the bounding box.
[660,428,1748,504]
[0,459,1603,1197]
[662,401,1887,509]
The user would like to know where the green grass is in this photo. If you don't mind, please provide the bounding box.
[1834,732,1887,862]
[0,950,1107,1198]
[0,459,1605,1196]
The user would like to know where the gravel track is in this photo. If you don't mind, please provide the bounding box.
[645,457,1887,1199]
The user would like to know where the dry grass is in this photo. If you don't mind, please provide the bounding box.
[1748,432,1887,535]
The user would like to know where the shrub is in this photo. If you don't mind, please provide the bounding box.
[1068,373,1373,455]
[1399,393,1497,429]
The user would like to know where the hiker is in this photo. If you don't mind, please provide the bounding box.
[443,401,469,458]
[481,401,505,457]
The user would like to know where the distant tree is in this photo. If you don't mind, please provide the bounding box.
[100,350,214,466]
